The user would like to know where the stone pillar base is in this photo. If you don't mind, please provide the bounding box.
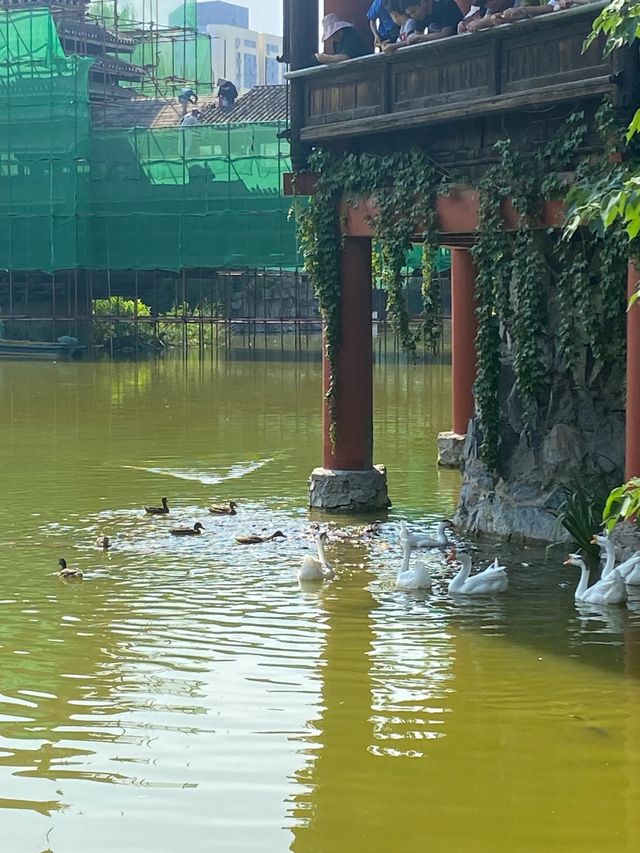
[437,431,466,468]
[308,465,390,512]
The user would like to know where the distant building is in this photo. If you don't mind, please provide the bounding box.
[205,24,283,91]
[169,1,249,31]
[169,2,283,92]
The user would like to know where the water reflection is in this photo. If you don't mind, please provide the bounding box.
[1,357,640,852]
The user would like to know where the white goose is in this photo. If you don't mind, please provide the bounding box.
[298,531,335,582]
[591,533,640,585]
[396,540,432,591]
[447,552,508,595]
[564,553,627,606]
[591,533,616,579]
[400,519,452,550]
[621,554,640,585]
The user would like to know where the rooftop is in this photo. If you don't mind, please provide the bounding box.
[92,84,287,129]
[57,19,137,50]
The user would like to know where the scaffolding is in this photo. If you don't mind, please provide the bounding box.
[83,0,214,97]
[0,7,299,349]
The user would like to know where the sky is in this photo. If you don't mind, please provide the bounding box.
[151,0,283,35]
[240,0,283,35]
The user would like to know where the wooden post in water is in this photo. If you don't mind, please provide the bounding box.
[626,260,640,479]
[323,237,373,471]
[311,236,389,511]
[450,248,478,436]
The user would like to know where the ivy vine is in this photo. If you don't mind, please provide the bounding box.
[297,149,446,444]
[298,105,629,467]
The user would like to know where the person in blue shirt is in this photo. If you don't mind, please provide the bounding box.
[368,0,400,46]
[402,0,462,41]
[178,87,198,116]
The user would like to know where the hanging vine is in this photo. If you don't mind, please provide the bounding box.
[420,240,441,353]
[297,106,629,466]
[297,149,446,444]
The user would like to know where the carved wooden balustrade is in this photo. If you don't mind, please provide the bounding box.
[286,4,639,169]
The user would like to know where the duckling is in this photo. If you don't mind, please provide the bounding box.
[145,497,169,515]
[208,500,238,515]
[57,558,83,580]
[236,530,286,545]
[95,535,110,550]
[170,522,205,537]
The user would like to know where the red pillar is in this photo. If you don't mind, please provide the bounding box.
[450,248,478,435]
[323,237,373,470]
[626,260,640,479]
[323,0,374,49]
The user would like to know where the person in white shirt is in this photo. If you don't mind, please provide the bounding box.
[180,109,201,127]
[382,0,417,53]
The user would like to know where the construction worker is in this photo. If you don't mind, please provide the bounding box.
[178,87,198,116]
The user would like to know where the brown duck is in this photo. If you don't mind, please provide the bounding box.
[145,497,169,515]
[235,530,285,545]
[170,522,205,537]
[57,558,83,580]
[209,500,238,516]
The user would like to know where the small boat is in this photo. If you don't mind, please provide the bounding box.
[0,338,86,361]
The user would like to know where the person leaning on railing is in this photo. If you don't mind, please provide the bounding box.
[316,13,370,64]
[367,0,401,49]
[400,0,464,43]
[504,0,595,15]
[458,0,515,32]
[381,0,418,53]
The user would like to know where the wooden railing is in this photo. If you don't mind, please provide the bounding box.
[287,4,638,147]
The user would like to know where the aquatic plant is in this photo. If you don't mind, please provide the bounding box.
[551,477,612,571]
[602,478,640,533]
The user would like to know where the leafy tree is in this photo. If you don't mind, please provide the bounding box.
[566,3,640,241]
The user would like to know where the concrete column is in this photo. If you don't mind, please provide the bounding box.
[323,0,374,49]
[451,248,478,435]
[324,236,373,470]
[626,260,640,480]
[309,236,388,512]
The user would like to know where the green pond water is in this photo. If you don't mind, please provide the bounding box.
[1,356,640,853]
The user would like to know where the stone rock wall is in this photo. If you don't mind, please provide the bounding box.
[454,276,626,543]
[610,521,640,561]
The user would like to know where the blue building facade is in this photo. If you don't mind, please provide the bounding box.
[169,2,250,32]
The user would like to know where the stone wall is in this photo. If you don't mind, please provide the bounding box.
[454,260,626,543]
[227,270,319,321]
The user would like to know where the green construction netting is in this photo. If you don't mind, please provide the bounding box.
[129,33,214,97]
[0,9,297,272]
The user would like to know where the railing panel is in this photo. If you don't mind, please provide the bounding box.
[393,42,492,110]
[306,70,384,127]
[500,20,608,94]
[287,4,634,147]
